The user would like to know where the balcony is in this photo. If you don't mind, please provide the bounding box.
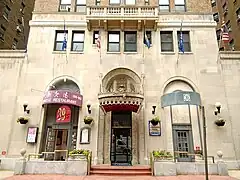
[86,6,158,30]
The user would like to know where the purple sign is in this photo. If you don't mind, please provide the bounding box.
[43,90,83,107]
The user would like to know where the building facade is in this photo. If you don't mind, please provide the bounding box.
[0,0,35,50]
[1,0,240,170]
[212,0,240,51]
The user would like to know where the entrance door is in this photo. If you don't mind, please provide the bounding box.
[111,111,132,166]
[173,125,194,162]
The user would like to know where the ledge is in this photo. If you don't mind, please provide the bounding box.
[0,50,26,58]
[219,51,240,60]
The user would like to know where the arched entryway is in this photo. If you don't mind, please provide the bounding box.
[97,68,144,165]
[40,77,83,161]
[161,79,202,162]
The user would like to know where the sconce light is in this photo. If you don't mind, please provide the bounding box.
[23,101,30,114]
[152,106,156,115]
[87,100,91,114]
[214,102,221,115]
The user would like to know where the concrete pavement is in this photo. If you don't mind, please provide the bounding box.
[0,171,13,180]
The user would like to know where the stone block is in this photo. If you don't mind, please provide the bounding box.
[14,159,26,175]
[195,163,218,175]
[176,162,196,175]
[65,159,88,176]
[217,162,229,176]
[154,161,177,176]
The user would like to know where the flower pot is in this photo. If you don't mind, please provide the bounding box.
[19,119,28,124]
[150,120,159,126]
[215,120,225,126]
[84,119,93,125]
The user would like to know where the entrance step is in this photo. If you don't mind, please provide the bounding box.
[90,165,152,176]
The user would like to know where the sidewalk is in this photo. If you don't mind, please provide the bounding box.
[2,175,239,180]
[0,171,13,180]
[229,170,240,180]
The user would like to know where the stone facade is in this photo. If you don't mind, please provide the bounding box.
[1,0,240,171]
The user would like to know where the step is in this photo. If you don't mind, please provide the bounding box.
[91,165,151,171]
[90,170,152,176]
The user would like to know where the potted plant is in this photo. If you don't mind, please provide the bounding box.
[17,116,29,124]
[84,116,93,125]
[150,116,160,126]
[215,118,225,126]
[69,149,90,160]
[152,150,173,161]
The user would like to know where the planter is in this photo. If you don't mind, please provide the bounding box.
[154,157,173,162]
[150,120,159,126]
[68,154,87,160]
[84,116,93,125]
[17,117,29,124]
[215,120,225,126]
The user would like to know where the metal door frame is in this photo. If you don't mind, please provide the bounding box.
[110,111,132,166]
[172,124,195,162]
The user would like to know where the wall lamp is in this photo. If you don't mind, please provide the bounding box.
[87,100,91,114]
[214,102,221,115]
[152,106,156,115]
[23,101,30,114]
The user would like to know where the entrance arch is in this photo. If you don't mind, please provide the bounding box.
[40,77,83,161]
[98,68,144,165]
[161,79,202,162]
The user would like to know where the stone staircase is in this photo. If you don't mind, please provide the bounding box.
[89,165,152,176]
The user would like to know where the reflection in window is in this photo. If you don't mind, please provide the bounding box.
[160,31,173,52]
[54,31,68,51]
[124,31,137,52]
[108,32,120,52]
[71,31,85,52]
[174,0,186,12]
[159,0,169,12]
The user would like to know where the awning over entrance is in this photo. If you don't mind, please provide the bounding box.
[99,93,143,113]
[43,90,83,107]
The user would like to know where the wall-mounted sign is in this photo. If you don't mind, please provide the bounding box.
[56,105,71,123]
[26,127,38,143]
[80,127,91,144]
[43,90,83,107]
[148,121,161,136]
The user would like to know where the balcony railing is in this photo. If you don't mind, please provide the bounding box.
[86,6,158,19]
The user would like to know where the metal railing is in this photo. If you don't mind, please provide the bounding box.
[149,152,154,176]
[27,150,69,161]
[87,151,92,175]
[174,151,215,163]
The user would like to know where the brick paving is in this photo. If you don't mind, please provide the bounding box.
[3,175,239,180]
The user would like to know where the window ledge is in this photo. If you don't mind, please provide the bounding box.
[124,52,137,54]
[178,52,193,54]
[161,52,175,55]
[70,51,84,54]
[52,51,66,54]
[106,52,121,54]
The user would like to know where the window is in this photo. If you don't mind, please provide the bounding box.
[143,31,152,45]
[108,32,120,52]
[159,0,170,12]
[0,32,4,41]
[124,31,137,52]
[12,38,18,49]
[76,0,86,12]
[160,31,173,52]
[226,20,231,31]
[3,5,11,20]
[71,31,84,52]
[20,2,25,14]
[216,29,221,41]
[174,0,186,12]
[177,31,191,52]
[236,8,240,22]
[59,0,71,12]
[222,2,228,16]
[109,0,120,5]
[229,39,235,51]
[54,31,68,51]
[125,0,135,5]
[96,0,100,5]
[211,0,216,7]
[213,13,219,22]
[93,31,99,44]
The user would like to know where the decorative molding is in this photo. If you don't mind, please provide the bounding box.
[29,20,87,27]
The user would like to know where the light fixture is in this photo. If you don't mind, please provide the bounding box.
[87,100,91,114]
[215,102,221,114]
[23,101,30,114]
[152,106,156,115]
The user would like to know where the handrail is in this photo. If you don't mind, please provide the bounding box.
[149,152,154,176]
[27,150,69,161]
[87,151,92,175]
[174,151,215,163]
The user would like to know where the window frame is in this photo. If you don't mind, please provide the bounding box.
[213,12,219,22]
[93,31,99,44]
[75,0,86,12]
[54,30,68,51]
[109,0,120,5]
[174,0,186,12]
[160,31,174,52]
[71,31,85,52]
[159,0,170,12]
[124,31,137,52]
[177,31,191,52]
[107,31,120,52]
[3,5,11,20]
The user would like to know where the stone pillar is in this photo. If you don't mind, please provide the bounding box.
[216,151,229,176]
[14,148,27,175]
